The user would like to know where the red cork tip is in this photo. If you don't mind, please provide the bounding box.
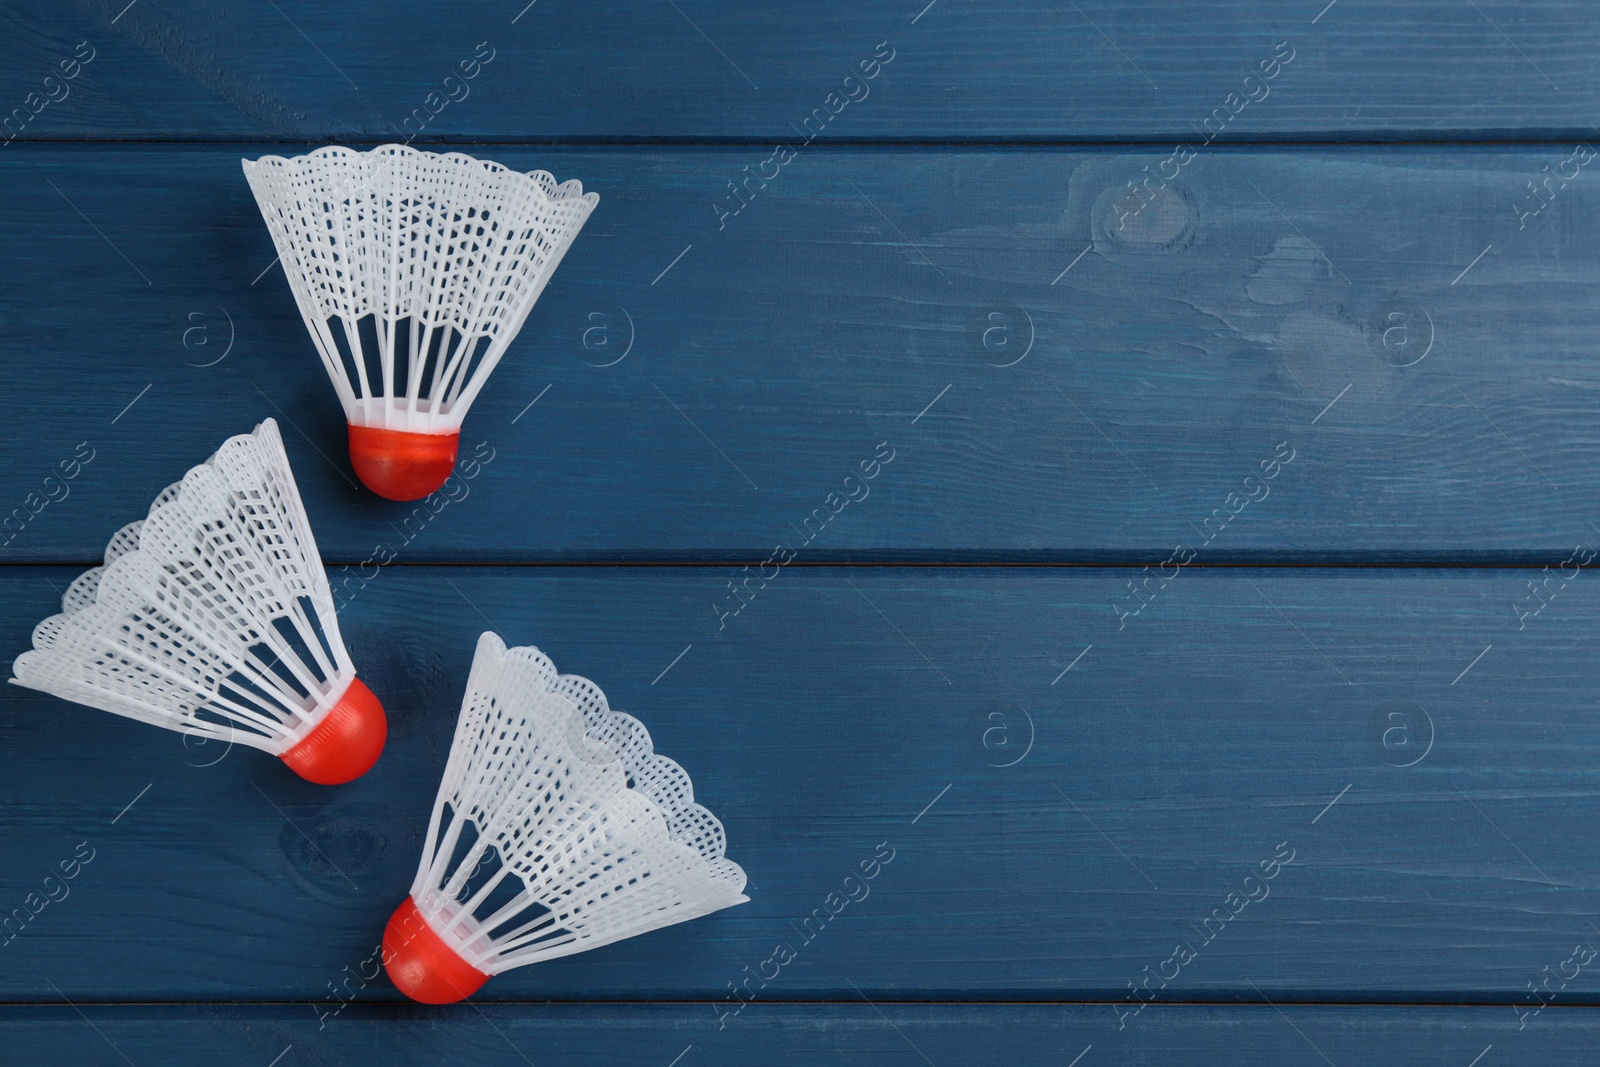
[347,424,459,501]
[279,677,387,785]
[384,895,490,1004]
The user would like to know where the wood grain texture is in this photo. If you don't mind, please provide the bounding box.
[3,4,1596,1060]
[0,1003,1584,1066]
[3,1,1599,142]
[4,566,1599,1003]
[3,144,1598,563]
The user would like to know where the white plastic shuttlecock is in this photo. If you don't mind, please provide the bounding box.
[10,419,387,785]
[242,144,599,501]
[383,632,746,1003]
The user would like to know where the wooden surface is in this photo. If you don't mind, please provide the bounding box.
[6,565,1600,1005]
[6,1,1600,142]
[4,2,1600,1064]
[5,1004,1595,1066]
[6,143,1600,563]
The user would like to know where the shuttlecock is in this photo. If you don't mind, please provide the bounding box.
[242,144,598,501]
[383,632,747,1003]
[10,419,387,785]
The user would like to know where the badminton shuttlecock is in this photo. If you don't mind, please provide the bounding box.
[242,144,598,501]
[383,632,746,1003]
[10,419,387,785]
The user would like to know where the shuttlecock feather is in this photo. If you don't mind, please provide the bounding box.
[10,419,387,784]
[383,632,746,1003]
[242,144,598,500]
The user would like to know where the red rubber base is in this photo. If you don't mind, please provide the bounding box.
[279,677,387,785]
[347,424,459,501]
[384,896,490,1004]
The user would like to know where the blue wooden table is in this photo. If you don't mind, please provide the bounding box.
[5,2,1600,1063]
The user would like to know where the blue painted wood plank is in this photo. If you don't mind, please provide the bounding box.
[4,565,1599,1002]
[0,1003,1586,1066]
[1,144,1597,563]
[5,2,1600,142]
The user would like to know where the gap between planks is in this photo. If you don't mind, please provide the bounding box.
[0,560,1590,570]
[8,997,1600,1009]
[9,135,1600,148]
